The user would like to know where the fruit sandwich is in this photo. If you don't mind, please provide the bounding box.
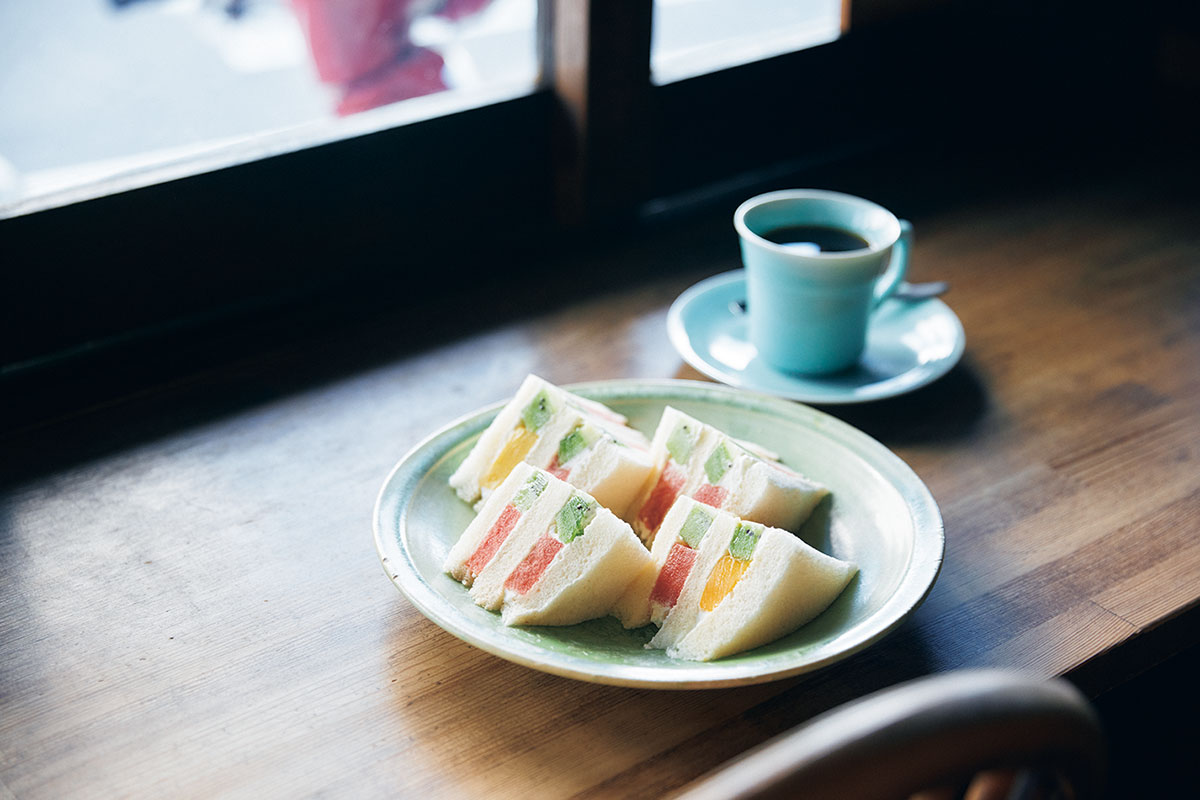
[628,406,828,547]
[444,462,653,627]
[618,496,858,661]
[449,374,653,520]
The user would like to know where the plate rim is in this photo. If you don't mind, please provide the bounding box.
[373,378,944,689]
[666,270,966,404]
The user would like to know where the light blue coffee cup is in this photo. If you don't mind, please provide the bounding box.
[735,189,912,375]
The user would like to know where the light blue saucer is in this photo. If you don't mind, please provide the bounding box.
[667,270,965,404]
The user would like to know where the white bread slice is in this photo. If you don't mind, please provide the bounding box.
[610,559,660,630]
[668,525,857,661]
[501,502,652,626]
[725,458,828,534]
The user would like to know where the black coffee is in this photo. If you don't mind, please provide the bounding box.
[761,224,870,253]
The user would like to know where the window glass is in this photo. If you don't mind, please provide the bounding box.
[652,0,844,85]
[0,0,537,215]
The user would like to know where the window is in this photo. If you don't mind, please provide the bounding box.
[0,0,538,217]
[652,0,843,85]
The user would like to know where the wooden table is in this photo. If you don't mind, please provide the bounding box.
[3,146,1198,798]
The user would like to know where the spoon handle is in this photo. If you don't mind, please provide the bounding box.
[894,280,950,300]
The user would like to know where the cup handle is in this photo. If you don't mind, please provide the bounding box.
[872,219,912,308]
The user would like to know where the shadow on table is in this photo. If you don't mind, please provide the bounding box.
[819,357,990,446]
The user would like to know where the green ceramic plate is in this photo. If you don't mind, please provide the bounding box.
[373,379,943,689]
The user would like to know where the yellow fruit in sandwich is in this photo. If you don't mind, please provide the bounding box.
[482,424,539,490]
[700,552,750,611]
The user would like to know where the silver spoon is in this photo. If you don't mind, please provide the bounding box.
[730,280,949,314]
[893,280,950,300]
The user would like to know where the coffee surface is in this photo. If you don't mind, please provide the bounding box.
[761,224,870,253]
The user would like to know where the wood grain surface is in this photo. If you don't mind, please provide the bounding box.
[2,147,1198,799]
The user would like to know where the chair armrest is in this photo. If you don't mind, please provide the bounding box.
[674,669,1105,800]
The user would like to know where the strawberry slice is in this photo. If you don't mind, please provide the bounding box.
[649,541,697,610]
[693,483,728,508]
[637,463,685,534]
[504,533,565,595]
[466,503,521,579]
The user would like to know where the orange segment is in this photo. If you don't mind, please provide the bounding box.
[700,553,750,612]
[482,424,539,490]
